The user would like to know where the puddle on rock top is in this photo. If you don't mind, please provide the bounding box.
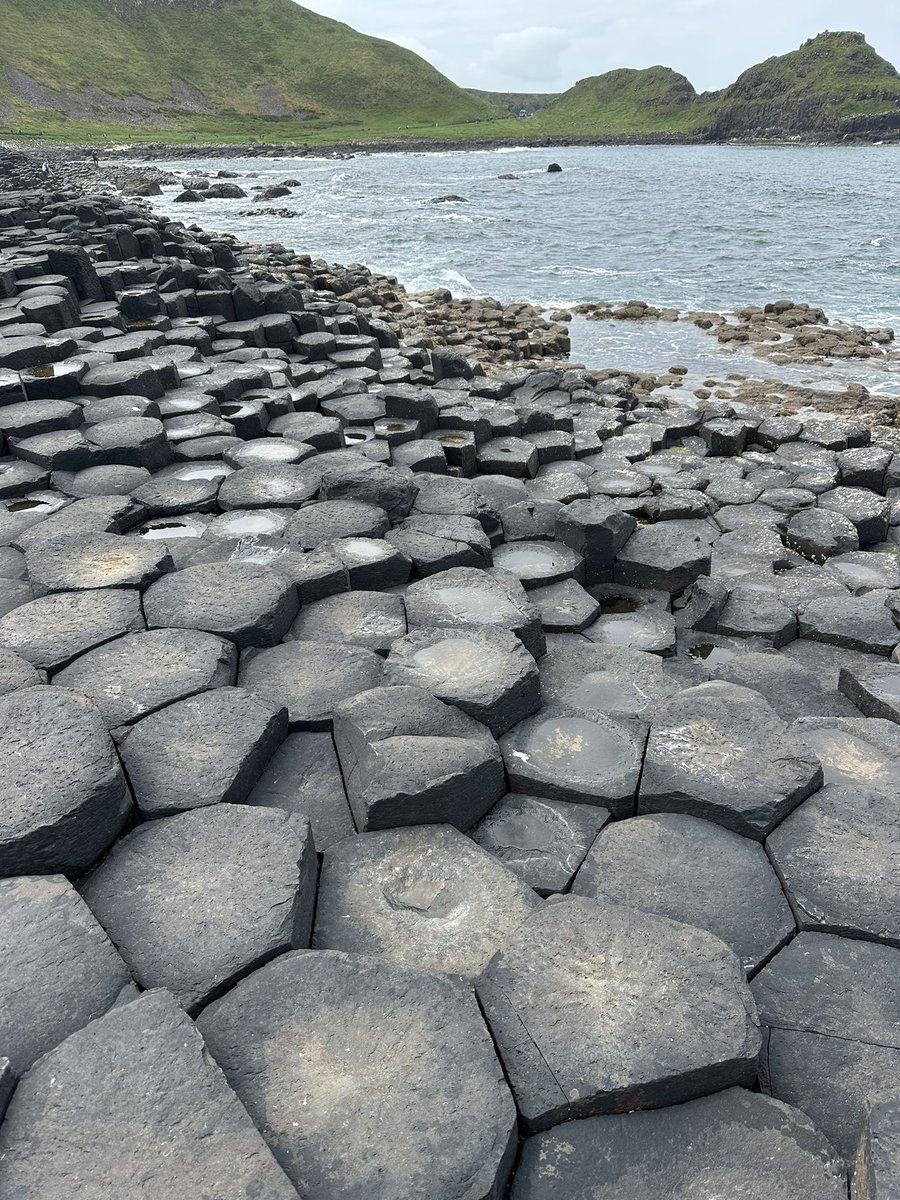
[688,643,739,668]
[412,636,497,681]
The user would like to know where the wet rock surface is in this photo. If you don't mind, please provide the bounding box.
[1,153,900,1193]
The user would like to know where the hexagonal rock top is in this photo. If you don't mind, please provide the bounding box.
[53,628,237,727]
[116,686,288,817]
[767,783,900,945]
[0,990,301,1199]
[333,684,505,831]
[500,707,646,817]
[638,682,823,839]
[385,624,541,736]
[753,933,900,1160]
[313,824,540,977]
[238,639,384,730]
[0,686,131,877]
[81,806,316,1013]
[197,950,517,1200]
[404,566,545,658]
[573,813,795,974]
[471,793,610,896]
[0,875,134,1075]
[476,895,761,1131]
[511,1088,846,1199]
[142,561,300,649]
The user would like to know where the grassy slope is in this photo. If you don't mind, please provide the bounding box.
[0,15,897,143]
[714,31,900,121]
[465,89,560,114]
[529,66,710,135]
[0,0,503,137]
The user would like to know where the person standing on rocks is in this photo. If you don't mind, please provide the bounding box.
[91,151,99,169]
[40,160,50,177]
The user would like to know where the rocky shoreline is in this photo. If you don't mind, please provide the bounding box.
[3,141,900,1197]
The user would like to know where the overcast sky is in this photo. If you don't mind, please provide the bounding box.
[300,1,900,94]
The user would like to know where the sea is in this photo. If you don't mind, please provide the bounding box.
[131,143,900,395]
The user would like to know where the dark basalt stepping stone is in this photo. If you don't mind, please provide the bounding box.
[224,438,310,468]
[470,793,610,896]
[718,585,797,646]
[283,499,389,547]
[839,662,900,724]
[500,706,646,816]
[614,522,712,595]
[54,628,237,727]
[786,507,860,561]
[197,950,517,1200]
[84,415,173,471]
[130,473,221,516]
[511,1088,846,1200]
[856,1100,900,1200]
[753,933,900,1160]
[117,686,287,817]
[554,499,636,584]
[799,594,900,656]
[12,429,104,472]
[59,463,152,497]
[0,990,301,1199]
[639,681,823,839]
[333,684,505,831]
[0,875,134,1074]
[767,784,900,945]
[385,522,491,575]
[539,637,680,722]
[314,824,540,977]
[319,460,419,523]
[819,487,890,545]
[217,462,319,509]
[828,551,900,594]
[0,687,131,877]
[330,535,411,589]
[0,576,32,619]
[476,894,760,1132]
[528,578,600,631]
[385,625,540,737]
[246,731,355,851]
[0,646,44,694]
[405,566,545,658]
[583,603,677,655]
[0,587,144,671]
[142,561,299,649]
[82,806,316,1013]
[492,539,584,589]
[24,532,173,596]
[239,640,384,730]
[573,812,794,973]
[286,590,406,655]
[713,650,859,721]
[501,498,564,542]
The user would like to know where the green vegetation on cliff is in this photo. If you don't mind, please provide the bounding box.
[530,67,709,135]
[0,12,897,144]
[0,0,500,139]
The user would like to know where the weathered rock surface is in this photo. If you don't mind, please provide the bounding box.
[314,824,540,976]
[0,990,302,1199]
[512,1088,846,1199]
[82,805,316,1011]
[477,895,760,1130]
[197,950,517,1200]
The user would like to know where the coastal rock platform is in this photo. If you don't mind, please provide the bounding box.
[1,146,900,1196]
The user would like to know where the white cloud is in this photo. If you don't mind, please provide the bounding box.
[480,27,573,87]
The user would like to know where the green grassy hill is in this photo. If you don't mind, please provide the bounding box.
[530,66,708,135]
[530,31,900,139]
[0,0,503,140]
[704,30,900,136]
